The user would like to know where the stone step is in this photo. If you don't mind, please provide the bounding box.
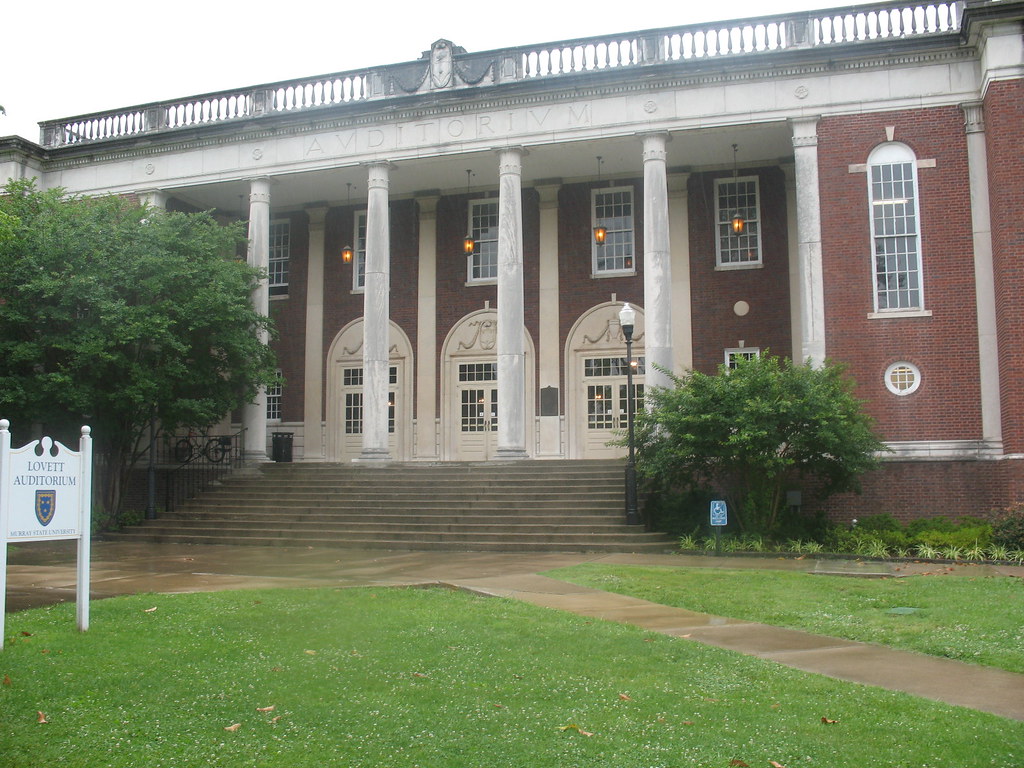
[162,511,623,525]
[105,531,674,554]
[124,520,644,536]
[128,460,668,554]
[181,499,622,512]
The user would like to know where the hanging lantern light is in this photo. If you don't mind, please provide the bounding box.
[594,155,606,245]
[463,169,475,254]
[341,183,355,263]
[730,144,745,235]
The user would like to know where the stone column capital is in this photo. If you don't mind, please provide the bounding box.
[305,205,328,228]
[961,102,986,134]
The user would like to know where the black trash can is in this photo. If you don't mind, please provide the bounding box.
[271,432,294,462]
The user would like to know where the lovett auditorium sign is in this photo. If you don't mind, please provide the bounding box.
[0,420,93,649]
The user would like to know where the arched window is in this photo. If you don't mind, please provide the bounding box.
[868,143,922,311]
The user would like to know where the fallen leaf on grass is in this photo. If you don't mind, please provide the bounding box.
[618,693,632,701]
[769,761,787,768]
[559,724,594,736]
[224,723,241,732]
[821,716,838,724]
[144,607,157,613]
[37,712,48,724]
[257,706,276,713]
[304,650,317,655]
[682,721,694,726]
[3,675,11,686]
[413,672,428,678]
[20,631,32,637]
[270,716,282,724]
[730,760,750,767]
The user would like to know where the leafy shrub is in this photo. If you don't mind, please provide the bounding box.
[916,525,991,549]
[990,504,1024,550]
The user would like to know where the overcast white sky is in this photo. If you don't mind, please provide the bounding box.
[2,0,861,143]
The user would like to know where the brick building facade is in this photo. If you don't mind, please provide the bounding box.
[2,0,1021,522]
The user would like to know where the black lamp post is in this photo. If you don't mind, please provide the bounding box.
[619,302,641,525]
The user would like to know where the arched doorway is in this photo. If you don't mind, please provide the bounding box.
[565,301,645,459]
[325,319,414,462]
[440,308,536,460]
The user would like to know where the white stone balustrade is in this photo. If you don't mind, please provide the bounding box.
[37,1,965,148]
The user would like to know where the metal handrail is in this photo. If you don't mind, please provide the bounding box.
[162,430,246,515]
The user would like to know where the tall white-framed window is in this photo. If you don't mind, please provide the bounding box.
[269,220,290,296]
[592,186,635,275]
[715,176,762,267]
[266,369,283,420]
[467,199,499,283]
[353,210,367,292]
[868,143,922,311]
[725,347,760,369]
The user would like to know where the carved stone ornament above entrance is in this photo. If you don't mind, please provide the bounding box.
[456,317,498,352]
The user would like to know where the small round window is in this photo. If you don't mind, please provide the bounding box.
[885,362,921,396]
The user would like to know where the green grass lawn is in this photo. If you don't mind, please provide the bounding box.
[544,563,1024,674]
[2,587,1022,767]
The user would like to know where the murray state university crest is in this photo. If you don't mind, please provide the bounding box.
[35,490,56,526]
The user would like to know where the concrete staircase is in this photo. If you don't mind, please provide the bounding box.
[109,460,675,553]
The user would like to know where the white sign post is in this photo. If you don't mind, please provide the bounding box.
[0,420,93,650]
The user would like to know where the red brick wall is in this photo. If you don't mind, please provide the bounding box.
[817,108,981,442]
[320,200,419,420]
[432,189,542,412]
[687,168,792,374]
[556,181,645,409]
[985,79,1024,452]
[269,211,308,423]
[813,457,1023,523]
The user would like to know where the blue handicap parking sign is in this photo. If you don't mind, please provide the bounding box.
[710,500,728,527]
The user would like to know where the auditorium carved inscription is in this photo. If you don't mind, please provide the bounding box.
[304,104,593,159]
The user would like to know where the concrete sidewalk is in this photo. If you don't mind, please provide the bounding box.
[5,540,1024,721]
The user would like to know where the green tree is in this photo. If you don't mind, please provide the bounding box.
[633,354,886,534]
[0,179,277,524]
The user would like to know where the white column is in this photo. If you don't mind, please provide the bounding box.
[962,102,1003,447]
[415,194,440,460]
[302,206,328,461]
[243,177,271,462]
[536,182,563,457]
[496,147,529,459]
[668,172,692,373]
[642,133,673,391]
[783,163,803,360]
[360,162,393,461]
[791,117,826,367]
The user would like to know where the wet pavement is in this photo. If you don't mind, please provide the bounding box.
[5,540,1024,721]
